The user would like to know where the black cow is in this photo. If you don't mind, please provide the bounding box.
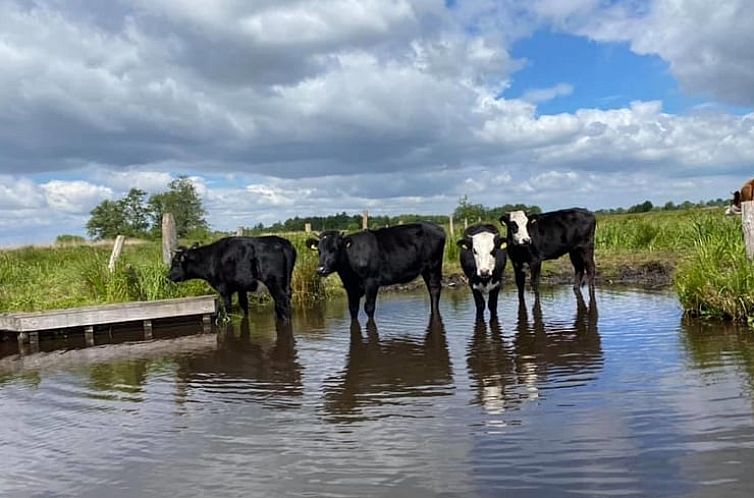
[457,224,507,318]
[499,208,596,302]
[306,222,445,321]
[168,236,296,322]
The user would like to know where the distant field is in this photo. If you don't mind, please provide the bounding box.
[2,207,751,322]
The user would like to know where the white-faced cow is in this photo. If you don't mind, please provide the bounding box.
[306,222,445,321]
[499,208,596,303]
[457,224,507,318]
[725,178,754,215]
[168,236,296,322]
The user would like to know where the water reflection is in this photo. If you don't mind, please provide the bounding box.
[323,316,453,422]
[681,317,754,394]
[516,293,601,400]
[466,317,513,415]
[174,317,302,407]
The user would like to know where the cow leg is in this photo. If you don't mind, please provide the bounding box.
[569,251,586,290]
[238,290,249,316]
[471,288,486,319]
[530,261,542,297]
[422,266,443,316]
[346,287,363,321]
[513,263,527,303]
[266,279,291,323]
[488,286,500,318]
[215,284,233,314]
[364,281,379,321]
[584,245,597,293]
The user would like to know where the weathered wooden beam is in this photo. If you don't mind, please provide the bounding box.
[0,296,217,333]
[743,201,754,260]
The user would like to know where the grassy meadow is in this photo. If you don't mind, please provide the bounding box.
[2,208,753,321]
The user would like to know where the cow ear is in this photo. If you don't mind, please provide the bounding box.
[499,214,510,225]
[528,213,539,224]
[305,238,319,251]
[344,236,353,248]
[456,238,470,251]
[496,237,507,250]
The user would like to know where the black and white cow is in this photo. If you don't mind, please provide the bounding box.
[499,208,596,302]
[306,222,446,321]
[168,236,296,322]
[457,224,507,318]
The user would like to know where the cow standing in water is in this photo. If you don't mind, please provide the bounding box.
[457,224,507,318]
[725,178,754,215]
[306,222,445,321]
[499,208,596,303]
[168,236,296,322]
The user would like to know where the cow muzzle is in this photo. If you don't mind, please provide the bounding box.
[478,269,491,278]
[316,266,333,276]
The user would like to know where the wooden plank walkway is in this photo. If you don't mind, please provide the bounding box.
[0,296,217,350]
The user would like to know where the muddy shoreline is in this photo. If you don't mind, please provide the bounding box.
[383,260,675,293]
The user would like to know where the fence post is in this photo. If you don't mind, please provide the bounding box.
[162,213,177,265]
[362,210,369,230]
[108,235,126,273]
[448,216,454,238]
[304,223,312,233]
[464,218,468,230]
[743,201,754,260]
[235,226,244,236]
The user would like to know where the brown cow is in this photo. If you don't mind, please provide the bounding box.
[726,178,754,215]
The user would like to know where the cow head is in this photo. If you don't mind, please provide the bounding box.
[168,244,199,282]
[499,210,534,246]
[457,227,505,278]
[306,231,352,276]
[726,190,742,216]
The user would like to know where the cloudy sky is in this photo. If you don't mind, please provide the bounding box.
[2,0,754,245]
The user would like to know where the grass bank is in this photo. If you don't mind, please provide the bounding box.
[1,208,749,321]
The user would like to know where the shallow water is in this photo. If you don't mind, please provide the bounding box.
[1,286,754,497]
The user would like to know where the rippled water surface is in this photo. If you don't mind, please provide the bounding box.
[2,286,754,497]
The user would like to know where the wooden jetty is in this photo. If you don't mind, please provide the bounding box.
[0,296,217,350]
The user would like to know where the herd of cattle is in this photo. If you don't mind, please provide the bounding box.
[168,208,598,323]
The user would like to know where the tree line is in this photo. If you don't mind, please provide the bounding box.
[83,182,731,241]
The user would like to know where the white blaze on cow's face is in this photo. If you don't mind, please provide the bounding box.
[508,210,532,246]
[471,231,496,277]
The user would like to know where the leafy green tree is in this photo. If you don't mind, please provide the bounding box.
[453,195,486,222]
[120,188,150,237]
[86,200,127,240]
[148,176,208,237]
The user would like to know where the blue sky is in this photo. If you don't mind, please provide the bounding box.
[2,0,754,245]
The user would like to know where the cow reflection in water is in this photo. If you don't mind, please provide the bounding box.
[323,317,453,421]
[467,292,602,414]
[175,317,302,406]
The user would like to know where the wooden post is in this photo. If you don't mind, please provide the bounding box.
[464,218,468,230]
[28,332,39,353]
[202,314,212,334]
[162,213,177,266]
[743,201,754,259]
[108,235,126,273]
[362,210,368,230]
[304,223,312,233]
[235,226,244,236]
[17,332,28,349]
[143,319,153,340]
[449,216,455,238]
[84,326,94,347]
